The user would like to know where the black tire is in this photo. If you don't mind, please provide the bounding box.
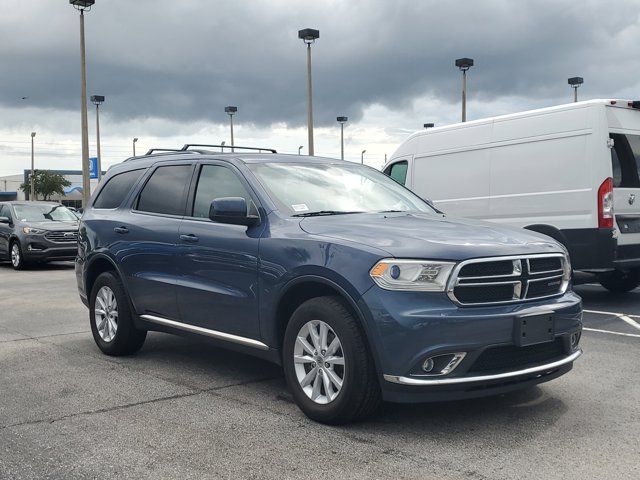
[89,271,147,355]
[9,240,26,270]
[282,296,381,424]
[598,269,640,293]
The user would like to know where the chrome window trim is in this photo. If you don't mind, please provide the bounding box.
[140,314,269,350]
[383,349,582,386]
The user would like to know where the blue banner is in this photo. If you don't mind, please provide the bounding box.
[89,157,98,179]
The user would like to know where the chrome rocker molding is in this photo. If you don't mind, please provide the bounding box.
[140,314,269,350]
[383,349,582,386]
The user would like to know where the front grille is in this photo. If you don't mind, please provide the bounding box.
[44,231,78,243]
[449,254,568,306]
[468,338,566,374]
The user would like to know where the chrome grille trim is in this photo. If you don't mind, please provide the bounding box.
[447,253,570,306]
[44,231,79,243]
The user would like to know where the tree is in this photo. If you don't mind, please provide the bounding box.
[20,170,72,201]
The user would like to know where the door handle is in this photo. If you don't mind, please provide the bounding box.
[180,234,199,243]
[114,226,129,234]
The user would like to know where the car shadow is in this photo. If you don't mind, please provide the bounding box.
[0,260,75,271]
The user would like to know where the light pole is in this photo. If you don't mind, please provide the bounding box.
[337,116,348,160]
[568,77,583,102]
[221,141,226,152]
[225,106,237,152]
[70,0,95,207]
[298,146,303,155]
[298,28,319,156]
[132,138,138,157]
[30,132,36,201]
[90,95,104,181]
[361,149,366,164]
[424,123,435,129]
[455,57,474,122]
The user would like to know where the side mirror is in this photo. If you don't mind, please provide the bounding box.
[421,197,444,214]
[0,216,10,224]
[209,197,259,227]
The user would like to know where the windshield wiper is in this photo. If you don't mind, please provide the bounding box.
[292,210,364,217]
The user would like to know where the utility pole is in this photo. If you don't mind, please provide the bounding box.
[30,132,36,201]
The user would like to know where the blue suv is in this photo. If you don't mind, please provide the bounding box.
[76,147,582,424]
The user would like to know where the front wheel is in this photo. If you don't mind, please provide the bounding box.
[282,296,381,424]
[10,241,26,270]
[598,269,640,293]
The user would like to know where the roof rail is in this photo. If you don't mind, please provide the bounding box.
[145,148,195,155]
[181,144,277,153]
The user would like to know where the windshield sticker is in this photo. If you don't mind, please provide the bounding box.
[292,204,309,212]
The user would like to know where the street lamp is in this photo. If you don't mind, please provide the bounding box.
[90,95,104,181]
[337,116,348,160]
[424,123,435,129]
[455,57,474,122]
[298,145,304,155]
[568,77,583,102]
[298,28,319,156]
[221,141,226,152]
[224,106,237,152]
[30,132,36,201]
[361,149,366,164]
[132,138,138,157]
[69,0,96,207]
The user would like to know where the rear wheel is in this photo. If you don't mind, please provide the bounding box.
[10,241,25,270]
[282,296,381,424]
[90,272,147,355]
[598,269,640,293]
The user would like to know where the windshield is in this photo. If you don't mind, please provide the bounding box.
[248,162,434,216]
[13,204,78,222]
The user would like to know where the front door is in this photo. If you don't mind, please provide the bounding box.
[176,163,264,339]
[0,204,12,257]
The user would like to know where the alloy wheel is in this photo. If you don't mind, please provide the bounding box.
[293,320,345,404]
[95,286,118,342]
[11,244,20,268]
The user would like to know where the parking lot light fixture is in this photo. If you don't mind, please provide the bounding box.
[361,149,366,164]
[298,28,319,156]
[69,0,96,207]
[90,95,104,181]
[224,106,237,152]
[298,145,304,155]
[30,132,36,201]
[132,137,138,156]
[221,141,226,152]
[455,57,474,122]
[424,123,435,129]
[568,77,584,102]
[337,116,348,160]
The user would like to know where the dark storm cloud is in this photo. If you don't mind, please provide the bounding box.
[1,0,640,130]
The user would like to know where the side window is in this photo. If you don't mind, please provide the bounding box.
[192,165,254,218]
[0,204,10,219]
[386,161,408,185]
[137,165,192,215]
[93,169,144,209]
[610,133,640,188]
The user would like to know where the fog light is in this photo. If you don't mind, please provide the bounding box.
[570,332,581,350]
[422,357,434,373]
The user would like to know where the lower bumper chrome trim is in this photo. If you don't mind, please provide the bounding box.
[140,314,269,350]
[383,349,582,386]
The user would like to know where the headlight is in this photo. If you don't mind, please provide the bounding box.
[370,259,456,291]
[22,227,46,235]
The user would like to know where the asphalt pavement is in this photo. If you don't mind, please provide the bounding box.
[0,262,638,479]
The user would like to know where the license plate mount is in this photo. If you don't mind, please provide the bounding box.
[514,313,555,347]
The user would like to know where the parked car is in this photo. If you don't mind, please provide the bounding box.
[76,149,583,424]
[385,99,640,292]
[0,201,79,270]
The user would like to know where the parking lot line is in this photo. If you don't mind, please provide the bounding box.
[583,309,640,331]
[583,327,640,338]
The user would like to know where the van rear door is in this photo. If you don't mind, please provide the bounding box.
[610,133,640,246]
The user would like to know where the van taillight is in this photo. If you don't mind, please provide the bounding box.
[598,177,614,228]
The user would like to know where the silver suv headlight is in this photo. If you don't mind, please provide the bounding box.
[370,259,456,292]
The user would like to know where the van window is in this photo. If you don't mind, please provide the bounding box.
[192,165,253,218]
[386,161,408,185]
[93,169,144,209]
[136,165,192,215]
[610,133,640,188]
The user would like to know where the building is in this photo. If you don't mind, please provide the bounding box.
[0,170,102,208]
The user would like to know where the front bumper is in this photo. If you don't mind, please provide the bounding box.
[22,239,77,262]
[359,287,582,403]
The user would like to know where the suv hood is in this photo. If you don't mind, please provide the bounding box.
[23,221,79,232]
[299,213,562,261]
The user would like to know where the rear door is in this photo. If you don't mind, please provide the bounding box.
[610,133,640,245]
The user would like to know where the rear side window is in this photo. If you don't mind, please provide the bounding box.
[137,165,192,215]
[93,169,144,209]
[610,133,640,188]
[192,165,254,218]
[386,161,408,185]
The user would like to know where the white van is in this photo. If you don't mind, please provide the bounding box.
[385,99,640,292]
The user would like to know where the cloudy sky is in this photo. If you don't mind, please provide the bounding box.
[1,0,639,176]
